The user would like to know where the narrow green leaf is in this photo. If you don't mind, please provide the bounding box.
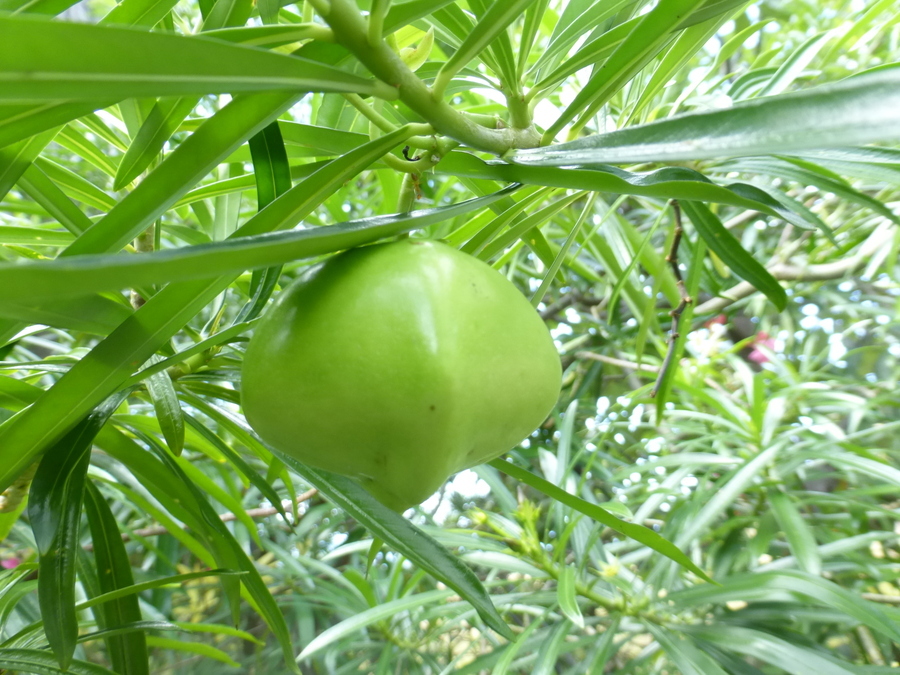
[585,616,622,672]
[142,637,239,668]
[249,122,292,211]
[628,11,738,122]
[120,321,255,387]
[440,152,821,231]
[111,0,250,190]
[144,355,185,456]
[34,157,115,211]
[676,445,780,547]
[0,577,37,635]
[383,0,458,34]
[200,0,252,30]
[365,537,383,578]
[0,16,396,100]
[0,566,37,606]
[517,0,549,77]
[273,450,515,640]
[647,625,730,675]
[239,120,293,321]
[182,411,286,521]
[768,490,821,576]
[683,625,857,675]
[728,155,900,226]
[77,570,247,613]
[0,129,57,201]
[533,621,572,675]
[0,129,412,499]
[27,391,129,670]
[604,201,670,317]
[100,0,180,27]
[556,566,583,628]
[531,193,595,306]
[460,186,550,254]
[433,0,538,95]
[667,20,773,117]
[278,121,368,155]
[172,621,262,644]
[492,609,547,675]
[0,649,118,675]
[672,570,900,643]
[681,201,786,311]
[114,97,199,190]
[83,481,150,675]
[0,0,79,15]
[65,92,300,257]
[0,295,131,335]
[516,69,900,165]
[77,621,181,645]
[757,31,831,97]
[202,26,331,50]
[17,164,94,235]
[54,126,119,177]
[543,0,707,140]
[0,187,519,303]
[0,101,113,150]
[297,589,454,661]
[489,458,714,583]
[529,0,635,77]
[479,191,584,260]
[134,433,299,672]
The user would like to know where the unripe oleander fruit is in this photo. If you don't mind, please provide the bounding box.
[241,239,561,510]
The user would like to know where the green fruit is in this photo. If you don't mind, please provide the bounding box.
[241,239,561,511]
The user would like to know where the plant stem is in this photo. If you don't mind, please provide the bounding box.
[130,224,155,309]
[381,145,446,173]
[84,489,319,549]
[505,86,532,130]
[577,352,660,373]
[317,0,540,154]
[368,0,390,46]
[652,202,691,398]
[397,172,419,213]
[306,0,330,16]
[343,93,398,134]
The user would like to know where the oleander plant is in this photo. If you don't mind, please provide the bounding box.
[0,0,899,672]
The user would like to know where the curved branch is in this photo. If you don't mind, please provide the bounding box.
[695,225,894,315]
[319,0,540,155]
[84,489,320,549]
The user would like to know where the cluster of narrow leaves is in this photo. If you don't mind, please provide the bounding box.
[0,0,898,672]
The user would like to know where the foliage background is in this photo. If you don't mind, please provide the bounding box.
[0,0,899,673]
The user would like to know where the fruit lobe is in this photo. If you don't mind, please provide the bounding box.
[241,239,561,510]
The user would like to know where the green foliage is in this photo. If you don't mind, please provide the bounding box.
[0,0,898,672]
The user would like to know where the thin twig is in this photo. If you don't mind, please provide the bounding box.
[539,291,605,320]
[576,351,660,373]
[861,593,900,605]
[343,92,397,133]
[722,209,759,230]
[856,625,885,665]
[651,202,692,397]
[86,489,318,549]
[694,223,894,315]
